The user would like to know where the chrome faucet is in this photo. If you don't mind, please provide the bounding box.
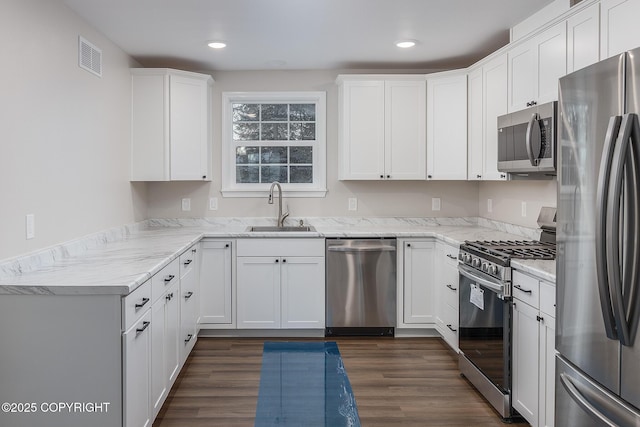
[268,181,289,227]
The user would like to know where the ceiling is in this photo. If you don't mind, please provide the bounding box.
[63,0,556,72]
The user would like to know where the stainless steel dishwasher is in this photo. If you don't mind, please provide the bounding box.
[325,238,396,336]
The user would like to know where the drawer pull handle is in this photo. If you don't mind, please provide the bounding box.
[183,259,193,266]
[164,275,175,283]
[537,315,544,322]
[446,284,457,291]
[136,321,150,335]
[446,324,457,332]
[185,334,193,343]
[513,284,532,294]
[446,254,457,260]
[184,291,194,300]
[135,298,150,309]
[192,248,197,253]
[165,292,174,301]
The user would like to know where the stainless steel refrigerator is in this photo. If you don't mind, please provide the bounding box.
[557,47,640,425]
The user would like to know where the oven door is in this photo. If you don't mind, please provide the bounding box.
[458,264,511,392]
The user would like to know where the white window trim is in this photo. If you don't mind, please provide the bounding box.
[221,91,327,198]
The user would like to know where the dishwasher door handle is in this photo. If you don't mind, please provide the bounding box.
[327,245,396,252]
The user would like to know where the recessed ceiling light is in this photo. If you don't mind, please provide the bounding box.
[396,40,417,48]
[208,42,226,49]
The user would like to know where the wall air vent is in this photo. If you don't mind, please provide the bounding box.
[78,36,102,77]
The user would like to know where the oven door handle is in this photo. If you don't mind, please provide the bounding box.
[458,264,505,296]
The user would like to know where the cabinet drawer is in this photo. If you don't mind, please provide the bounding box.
[123,279,152,330]
[539,281,555,318]
[440,304,459,349]
[512,270,540,308]
[442,276,458,309]
[151,258,180,303]
[179,245,198,278]
[236,238,324,257]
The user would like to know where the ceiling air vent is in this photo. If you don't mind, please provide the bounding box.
[78,36,102,77]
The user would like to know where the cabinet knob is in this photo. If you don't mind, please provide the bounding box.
[282,259,287,263]
[225,243,230,248]
[202,175,207,179]
[386,175,390,179]
[537,315,544,322]
[476,174,482,179]
[500,174,506,179]
[275,259,279,263]
[427,175,432,179]
[380,175,384,179]
[407,243,411,247]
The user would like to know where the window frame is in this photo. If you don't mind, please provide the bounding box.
[221,91,327,197]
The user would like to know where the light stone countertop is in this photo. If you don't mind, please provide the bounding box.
[0,217,556,296]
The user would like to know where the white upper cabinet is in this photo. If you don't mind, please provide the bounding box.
[567,2,601,73]
[508,21,567,112]
[131,68,213,181]
[337,75,426,180]
[426,72,468,180]
[468,54,509,181]
[600,0,640,59]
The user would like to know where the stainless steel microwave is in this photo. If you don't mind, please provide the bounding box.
[497,101,557,177]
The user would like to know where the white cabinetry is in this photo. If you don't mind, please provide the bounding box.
[236,239,325,329]
[511,270,556,427]
[600,0,640,59]
[434,241,460,351]
[179,244,200,360]
[467,54,509,181]
[401,240,435,325]
[426,72,468,180]
[131,68,213,181]
[567,2,601,73]
[199,240,233,326]
[337,75,426,180]
[150,259,180,418]
[508,22,567,112]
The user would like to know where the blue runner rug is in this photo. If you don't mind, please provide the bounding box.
[255,341,361,427]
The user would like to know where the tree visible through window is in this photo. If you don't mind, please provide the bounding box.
[222,92,326,197]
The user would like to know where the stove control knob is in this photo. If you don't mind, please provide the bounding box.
[472,258,481,268]
[490,265,499,275]
[463,254,472,263]
[481,262,489,272]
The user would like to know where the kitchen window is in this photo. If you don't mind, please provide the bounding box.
[221,92,327,197]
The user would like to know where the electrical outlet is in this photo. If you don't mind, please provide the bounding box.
[521,201,527,217]
[432,198,441,211]
[348,198,357,211]
[209,197,218,211]
[25,214,35,240]
[487,198,493,213]
[181,198,191,212]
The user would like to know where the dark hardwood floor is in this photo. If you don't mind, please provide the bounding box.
[153,337,528,427]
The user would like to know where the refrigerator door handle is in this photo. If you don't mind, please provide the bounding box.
[596,115,622,340]
[625,114,640,347]
[559,373,619,427]
[606,113,640,346]
[525,112,540,166]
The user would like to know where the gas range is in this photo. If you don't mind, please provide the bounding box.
[458,239,556,283]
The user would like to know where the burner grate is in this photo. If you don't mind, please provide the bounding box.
[464,240,556,260]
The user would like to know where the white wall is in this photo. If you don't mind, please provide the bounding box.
[0,0,146,261]
[145,69,481,219]
[478,180,557,228]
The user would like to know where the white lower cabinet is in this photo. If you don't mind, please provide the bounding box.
[199,240,233,326]
[402,240,435,324]
[435,241,460,351]
[511,270,556,427]
[179,245,200,360]
[123,310,152,427]
[236,239,325,329]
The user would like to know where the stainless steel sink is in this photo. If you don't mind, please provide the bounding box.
[247,225,316,232]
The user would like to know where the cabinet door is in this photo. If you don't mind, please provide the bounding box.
[123,311,152,427]
[539,315,556,427]
[384,80,426,179]
[426,74,468,180]
[536,21,567,104]
[467,66,484,181]
[281,256,325,328]
[512,299,540,427]
[200,241,233,324]
[237,257,281,328]
[150,296,167,418]
[339,80,385,180]
[601,0,640,59]
[180,265,198,361]
[169,74,210,180]
[483,54,508,181]
[508,40,537,112]
[403,241,435,324]
[567,2,601,73]
[165,282,180,384]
